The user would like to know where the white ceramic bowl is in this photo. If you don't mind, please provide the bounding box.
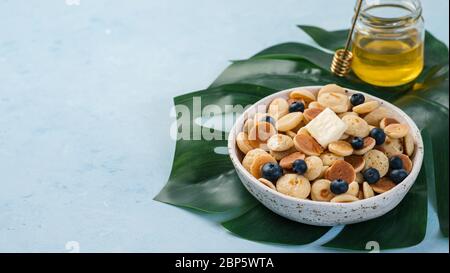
[228,86,424,226]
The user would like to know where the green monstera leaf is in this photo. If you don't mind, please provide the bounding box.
[155,25,449,250]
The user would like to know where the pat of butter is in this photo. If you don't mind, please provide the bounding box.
[305,108,348,148]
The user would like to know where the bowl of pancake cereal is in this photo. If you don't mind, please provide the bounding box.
[228,84,424,226]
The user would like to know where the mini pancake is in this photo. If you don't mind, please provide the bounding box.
[330,194,359,203]
[267,134,294,152]
[363,150,389,177]
[352,101,379,114]
[380,117,400,129]
[279,152,306,169]
[236,132,254,154]
[371,177,396,194]
[363,106,391,126]
[294,133,324,156]
[318,84,346,97]
[346,182,359,197]
[250,153,277,178]
[289,89,316,103]
[320,152,344,166]
[353,137,376,155]
[276,112,303,132]
[377,137,404,157]
[268,98,289,120]
[404,133,415,157]
[304,108,324,122]
[384,124,409,139]
[328,141,354,157]
[325,160,356,184]
[242,149,267,171]
[270,147,297,161]
[258,178,276,190]
[363,182,375,199]
[397,154,413,173]
[248,121,277,147]
[344,155,366,173]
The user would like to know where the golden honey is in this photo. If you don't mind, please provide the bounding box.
[352,37,424,87]
[351,0,425,87]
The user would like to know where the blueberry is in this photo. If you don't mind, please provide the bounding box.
[351,137,364,150]
[390,169,408,184]
[350,93,365,106]
[330,179,349,195]
[292,159,308,175]
[289,102,305,113]
[370,128,386,145]
[363,168,380,184]
[261,163,283,182]
[261,116,276,127]
[389,156,403,170]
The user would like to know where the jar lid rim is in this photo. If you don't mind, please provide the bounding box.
[358,1,423,27]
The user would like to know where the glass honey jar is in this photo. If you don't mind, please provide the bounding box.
[351,0,425,87]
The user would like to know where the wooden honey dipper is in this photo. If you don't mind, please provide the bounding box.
[331,0,364,77]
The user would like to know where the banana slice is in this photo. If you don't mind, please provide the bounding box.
[342,115,370,137]
[318,84,346,97]
[397,154,413,173]
[362,182,375,199]
[370,177,396,194]
[279,152,306,169]
[363,150,389,177]
[346,182,359,197]
[311,179,335,202]
[308,101,325,110]
[276,174,311,199]
[353,101,379,114]
[294,133,324,156]
[320,152,344,166]
[377,137,404,157]
[363,106,391,126]
[328,141,354,157]
[267,134,294,152]
[250,153,277,178]
[355,172,364,184]
[304,108,348,148]
[380,117,399,130]
[276,112,303,132]
[325,160,356,184]
[318,92,350,113]
[289,89,316,103]
[344,155,366,173]
[236,132,254,154]
[270,147,297,161]
[268,98,289,120]
[243,118,254,133]
[304,108,324,122]
[353,137,376,155]
[404,133,415,157]
[331,194,359,203]
[259,178,276,190]
[304,156,324,181]
[242,149,267,171]
[384,124,409,139]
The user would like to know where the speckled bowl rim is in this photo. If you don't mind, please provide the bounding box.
[228,85,424,208]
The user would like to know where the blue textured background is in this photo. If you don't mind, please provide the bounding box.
[0,0,448,252]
